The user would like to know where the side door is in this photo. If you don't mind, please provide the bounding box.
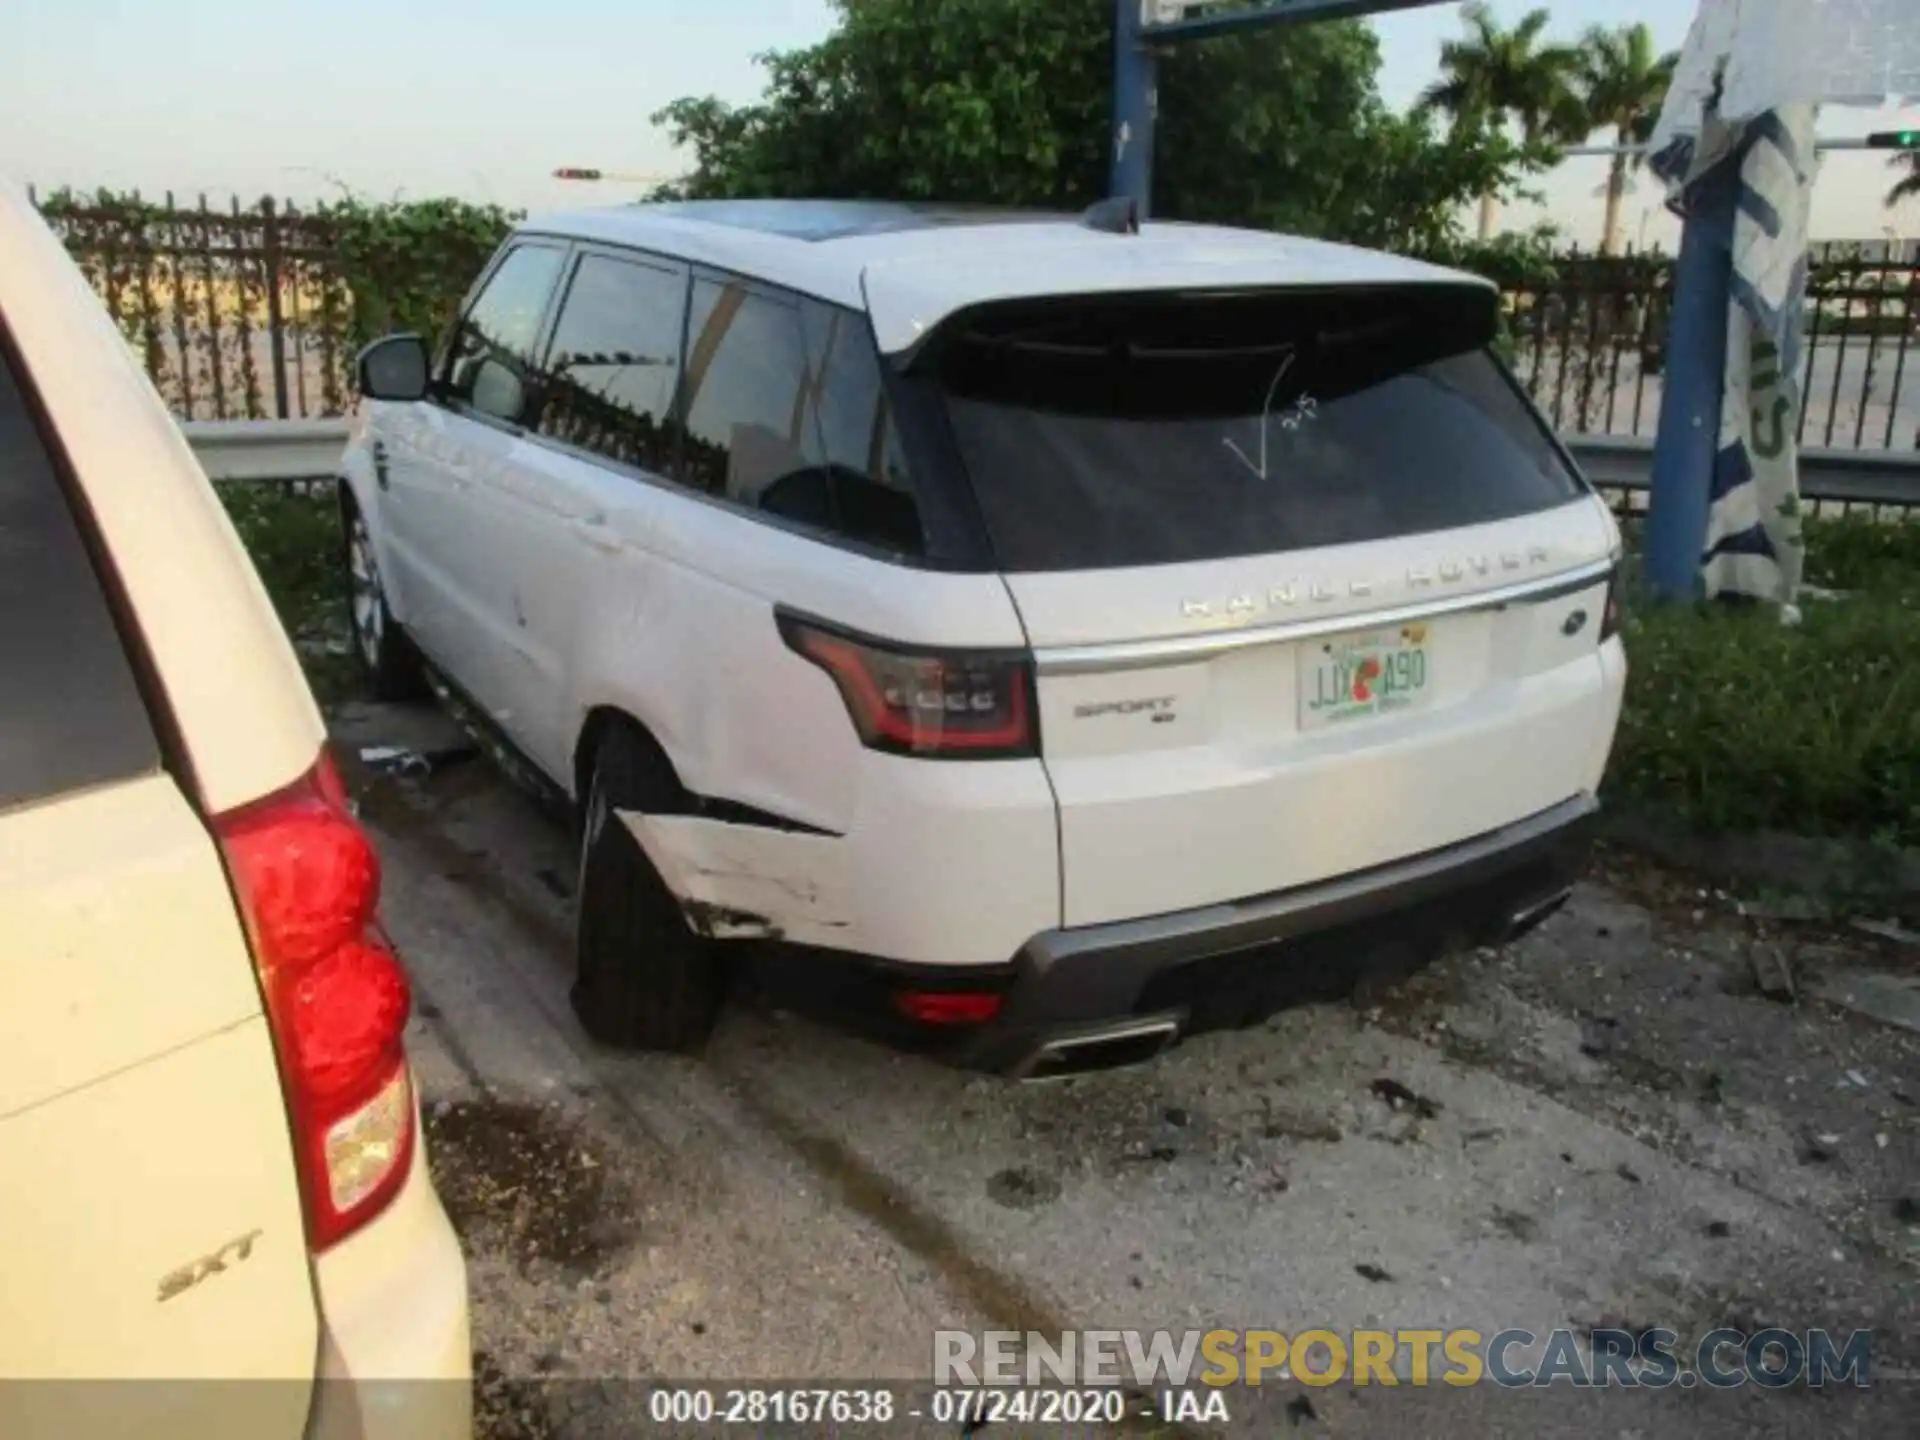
[379,240,568,700]
[0,343,318,1435]
[638,271,936,803]
[493,247,690,779]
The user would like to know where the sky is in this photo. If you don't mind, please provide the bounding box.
[2,0,1916,247]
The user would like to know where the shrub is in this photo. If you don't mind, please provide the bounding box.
[1606,517,1920,845]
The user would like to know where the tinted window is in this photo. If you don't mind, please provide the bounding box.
[935,285,1582,572]
[681,279,811,502]
[443,244,567,424]
[0,342,159,811]
[795,300,922,555]
[681,278,924,556]
[537,254,686,474]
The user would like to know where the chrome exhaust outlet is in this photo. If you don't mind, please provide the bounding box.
[1500,888,1573,944]
[1009,1016,1181,1081]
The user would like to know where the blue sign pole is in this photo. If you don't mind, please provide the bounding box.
[1110,1,1158,216]
[1643,140,1741,602]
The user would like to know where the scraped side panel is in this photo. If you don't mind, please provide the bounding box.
[619,812,852,944]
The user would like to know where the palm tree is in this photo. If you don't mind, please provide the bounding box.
[1417,3,1584,239]
[1890,151,1920,210]
[1576,24,1679,254]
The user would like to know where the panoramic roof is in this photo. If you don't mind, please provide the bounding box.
[629,198,1079,242]
[514,199,1488,353]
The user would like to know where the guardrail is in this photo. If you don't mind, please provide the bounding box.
[1564,436,1920,513]
[184,418,351,482]
[182,419,1920,514]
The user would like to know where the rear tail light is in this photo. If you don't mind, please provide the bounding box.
[1600,564,1623,642]
[778,612,1037,759]
[213,751,414,1251]
[894,989,1005,1026]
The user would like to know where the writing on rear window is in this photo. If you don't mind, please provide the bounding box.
[1222,348,1319,481]
[932,284,1581,573]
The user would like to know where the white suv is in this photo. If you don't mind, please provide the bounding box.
[342,198,1625,1079]
[0,183,469,1435]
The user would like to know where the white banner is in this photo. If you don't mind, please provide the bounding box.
[1701,104,1816,606]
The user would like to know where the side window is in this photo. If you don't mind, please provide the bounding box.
[679,277,925,556]
[441,244,567,424]
[0,342,160,810]
[798,300,924,556]
[680,279,814,503]
[536,254,687,475]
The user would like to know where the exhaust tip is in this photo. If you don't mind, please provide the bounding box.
[1011,1018,1180,1081]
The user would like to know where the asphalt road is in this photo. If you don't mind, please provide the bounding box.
[331,701,1920,1439]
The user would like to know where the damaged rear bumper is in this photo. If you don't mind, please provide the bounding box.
[953,793,1598,1076]
[746,794,1598,1078]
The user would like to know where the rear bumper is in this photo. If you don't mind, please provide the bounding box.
[306,1094,471,1440]
[953,793,1599,1075]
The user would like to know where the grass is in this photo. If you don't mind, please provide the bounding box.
[1606,515,1920,847]
[216,484,1920,847]
[218,482,362,707]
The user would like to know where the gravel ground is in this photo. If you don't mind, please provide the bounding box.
[334,703,1920,1438]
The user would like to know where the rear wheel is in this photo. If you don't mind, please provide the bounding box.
[571,725,726,1051]
[344,501,426,700]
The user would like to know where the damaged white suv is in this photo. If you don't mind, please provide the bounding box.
[340,198,1625,1078]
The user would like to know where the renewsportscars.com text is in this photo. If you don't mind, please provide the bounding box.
[934,1326,1875,1389]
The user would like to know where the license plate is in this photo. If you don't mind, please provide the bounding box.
[1299,626,1432,730]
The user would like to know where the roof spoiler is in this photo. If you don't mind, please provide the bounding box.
[1081,197,1140,236]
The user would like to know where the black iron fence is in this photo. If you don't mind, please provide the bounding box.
[34,190,357,422]
[31,194,1920,450]
[1500,248,1920,452]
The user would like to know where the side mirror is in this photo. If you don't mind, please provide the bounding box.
[356,334,430,402]
[468,358,528,424]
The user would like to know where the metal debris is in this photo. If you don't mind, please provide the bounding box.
[1369,1077,1441,1119]
[358,742,478,779]
[1851,917,1920,947]
[1749,943,1797,1002]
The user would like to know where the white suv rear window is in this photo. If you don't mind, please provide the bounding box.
[933,285,1583,573]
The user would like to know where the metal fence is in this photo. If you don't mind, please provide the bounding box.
[31,195,1920,453]
[1503,249,1920,453]
[32,190,354,422]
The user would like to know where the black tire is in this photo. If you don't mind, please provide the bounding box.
[570,724,726,1051]
[344,498,427,701]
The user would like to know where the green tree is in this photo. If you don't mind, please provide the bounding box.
[653,0,1111,206]
[1574,23,1678,254]
[1416,3,1583,240]
[1889,150,1920,209]
[652,0,1539,254]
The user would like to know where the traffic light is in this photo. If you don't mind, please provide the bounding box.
[1866,130,1919,149]
[553,167,604,180]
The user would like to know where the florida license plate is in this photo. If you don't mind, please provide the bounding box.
[1299,626,1433,730]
